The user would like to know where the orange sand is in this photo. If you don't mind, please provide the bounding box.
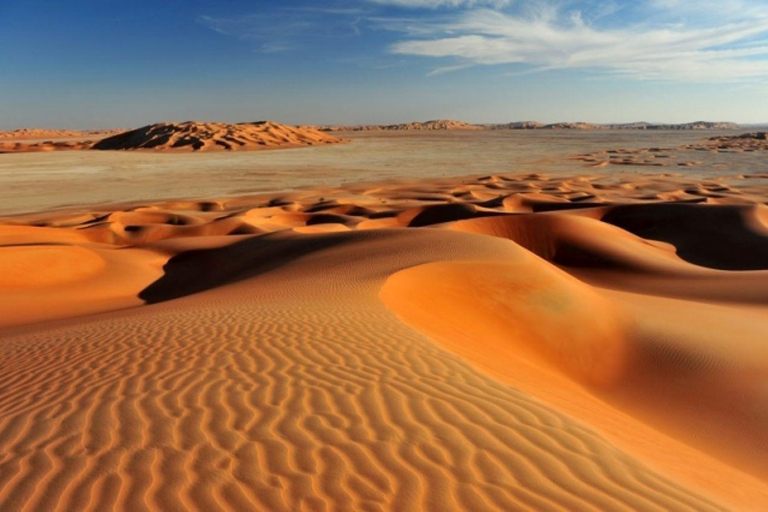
[0,172,767,510]
[0,121,346,153]
[0,128,123,141]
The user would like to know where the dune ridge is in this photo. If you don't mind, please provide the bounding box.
[1,171,768,510]
[0,121,346,153]
[92,121,346,151]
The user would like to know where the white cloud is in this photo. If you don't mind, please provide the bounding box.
[387,2,768,81]
[198,8,364,53]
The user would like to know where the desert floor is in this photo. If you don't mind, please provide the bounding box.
[1,134,768,511]
[1,129,764,216]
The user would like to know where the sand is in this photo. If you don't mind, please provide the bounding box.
[1,171,767,510]
[0,129,125,153]
[574,132,768,169]
[2,129,762,218]
[92,121,346,152]
[0,122,346,154]
[0,129,123,141]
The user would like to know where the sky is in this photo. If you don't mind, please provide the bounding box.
[1,0,768,128]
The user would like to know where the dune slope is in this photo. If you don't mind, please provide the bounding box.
[92,121,345,152]
[1,171,768,510]
[0,229,734,512]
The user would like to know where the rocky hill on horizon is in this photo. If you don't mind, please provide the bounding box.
[322,119,742,132]
[485,121,740,130]
[321,119,483,132]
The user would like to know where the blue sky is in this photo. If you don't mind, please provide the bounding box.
[2,0,768,128]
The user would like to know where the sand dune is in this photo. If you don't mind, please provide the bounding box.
[1,171,768,510]
[0,128,124,153]
[0,140,94,153]
[0,128,123,141]
[0,121,346,153]
[93,121,346,152]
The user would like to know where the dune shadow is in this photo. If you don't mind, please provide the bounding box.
[602,204,768,271]
[139,232,353,304]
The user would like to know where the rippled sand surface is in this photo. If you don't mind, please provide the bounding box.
[1,167,768,510]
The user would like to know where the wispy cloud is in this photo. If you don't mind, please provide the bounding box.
[198,7,364,53]
[198,1,768,82]
[426,63,475,76]
[386,1,768,81]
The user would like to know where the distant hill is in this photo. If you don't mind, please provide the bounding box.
[486,121,740,130]
[92,121,345,151]
[483,121,545,130]
[483,121,604,130]
[322,119,482,132]
[322,120,741,132]
[606,121,740,130]
[543,122,604,130]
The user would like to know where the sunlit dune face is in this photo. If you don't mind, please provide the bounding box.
[0,245,105,288]
[383,259,630,387]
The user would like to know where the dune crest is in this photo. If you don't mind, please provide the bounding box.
[92,121,346,151]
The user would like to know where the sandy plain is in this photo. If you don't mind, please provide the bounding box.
[2,129,765,216]
[0,130,767,511]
